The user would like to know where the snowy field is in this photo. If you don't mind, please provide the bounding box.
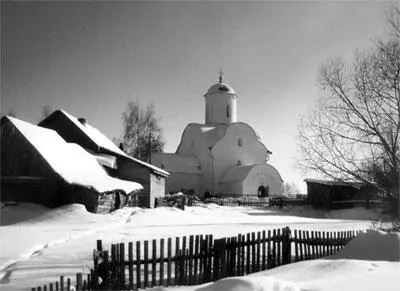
[0,202,398,291]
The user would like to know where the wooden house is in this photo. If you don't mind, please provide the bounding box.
[38,110,169,208]
[1,116,142,213]
[304,178,378,210]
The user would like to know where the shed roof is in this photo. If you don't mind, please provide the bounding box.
[6,116,143,194]
[304,178,364,188]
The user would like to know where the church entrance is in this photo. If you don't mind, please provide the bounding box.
[258,185,269,198]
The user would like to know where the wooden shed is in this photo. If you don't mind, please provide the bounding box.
[39,110,169,208]
[1,116,142,213]
[305,178,378,210]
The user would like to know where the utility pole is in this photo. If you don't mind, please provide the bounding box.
[148,131,152,164]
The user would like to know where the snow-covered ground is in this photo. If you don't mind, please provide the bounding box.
[0,202,395,291]
[152,230,400,291]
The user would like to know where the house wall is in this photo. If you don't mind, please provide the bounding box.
[117,158,166,208]
[1,119,61,207]
[1,119,102,212]
[1,177,59,207]
[58,183,99,213]
[149,173,165,208]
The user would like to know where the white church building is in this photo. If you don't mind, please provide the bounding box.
[152,75,284,198]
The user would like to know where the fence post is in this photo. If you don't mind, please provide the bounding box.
[282,227,291,265]
[213,238,227,281]
[76,273,83,291]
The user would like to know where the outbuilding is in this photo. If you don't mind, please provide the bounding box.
[39,110,169,208]
[304,178,378,209]
[1,116,142,213]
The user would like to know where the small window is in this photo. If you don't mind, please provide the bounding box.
[227,105,231,118]
[238,138,242,147]
[160,164,166,170]
[237,160,241,166]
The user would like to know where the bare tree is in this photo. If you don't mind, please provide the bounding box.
[388,6,400,37]
[116,101,165,162]
[298,8,400,218]
[283,182,301,197]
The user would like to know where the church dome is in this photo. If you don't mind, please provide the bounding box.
[206,82,236,95]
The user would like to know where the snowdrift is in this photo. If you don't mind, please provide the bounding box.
[330,229,400,261]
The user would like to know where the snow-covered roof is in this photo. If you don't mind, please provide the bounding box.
[49,110,169,177]
[61,110,126,156]
[179,123,229,150]
[221,163,283,183]
[153,153,201,174]
[205,82,236,95]
[7,117,143,194]
[177,122,271,155]
[304,178,364,188]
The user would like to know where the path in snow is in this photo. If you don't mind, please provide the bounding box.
[1,205,375,290]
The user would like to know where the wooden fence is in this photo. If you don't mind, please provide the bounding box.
[204,197,270,207]
[31,227,361,291]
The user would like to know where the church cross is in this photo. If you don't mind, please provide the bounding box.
[218,68,224,83]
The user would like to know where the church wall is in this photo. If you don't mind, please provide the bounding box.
[219,181,243,195]
[205,93,236,125]
[165,173,201,194]
[176,125,214,196]
[212,124,270,194]
[242,165,284,196]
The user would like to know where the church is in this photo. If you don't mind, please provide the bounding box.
[152,74,284,198]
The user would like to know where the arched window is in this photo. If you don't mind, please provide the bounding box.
[238,138,243,147]
[227,105,231,118]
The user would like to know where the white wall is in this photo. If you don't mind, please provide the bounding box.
[212,123,270,193]
[204,93,237,125]
[219,181,243,195]
[243,165,284,196]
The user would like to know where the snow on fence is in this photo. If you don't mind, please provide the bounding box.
[30,227,362,291]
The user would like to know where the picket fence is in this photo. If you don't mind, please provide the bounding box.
[31,227,361,291]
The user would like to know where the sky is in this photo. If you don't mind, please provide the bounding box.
[1,0,396,192]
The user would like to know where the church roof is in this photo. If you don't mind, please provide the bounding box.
[205,82,236,95]
[220,165,255,183]
[221,163,283,183]
[177,122,272,155]
[153,153,201,174]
